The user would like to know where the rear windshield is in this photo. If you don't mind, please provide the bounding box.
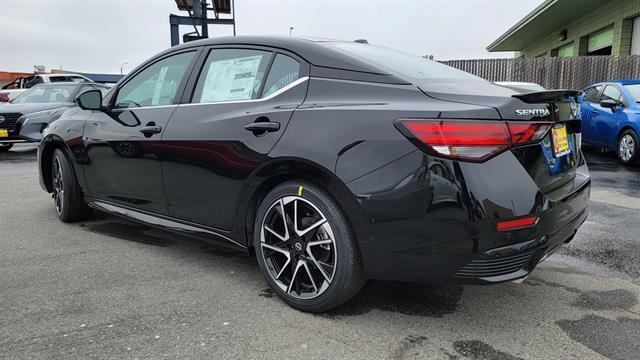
[331,42,483,82]
[624,84,640,102]
[11,85,76,103]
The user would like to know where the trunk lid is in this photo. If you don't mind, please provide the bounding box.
[418,80,584,198]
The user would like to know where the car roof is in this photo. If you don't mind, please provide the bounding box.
[613,80,640,85]
[43,73,89,78]
[157,35,391,76]
[587,80,640,88]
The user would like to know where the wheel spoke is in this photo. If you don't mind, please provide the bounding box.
[261,242,289,256]
[297,219,327,237]
[287,260,304,295]
[277,199,290,240]
[264,225,288,242]
[305,239,333,282]
[302,261,318,293]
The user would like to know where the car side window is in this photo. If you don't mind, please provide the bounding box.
[68,76,88,83]
[583,86,602,103]
[115,51,196,109]
[49,77,69,83]
[192,48,272,103]
[25,76,43,88]
[602,85,624,104]
[3,79,20,89]
[262,54,301,97]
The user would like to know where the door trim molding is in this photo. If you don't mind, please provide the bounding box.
[87,199,246,250]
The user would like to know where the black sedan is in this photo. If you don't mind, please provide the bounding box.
[0,82,110,152]
[38,36,590,312]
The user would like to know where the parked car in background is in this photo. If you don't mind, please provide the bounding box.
[0,82,110,152]
[495,81,545,92]
[0,73,92,102]
[38,36,589,312]
[580,80,640,165]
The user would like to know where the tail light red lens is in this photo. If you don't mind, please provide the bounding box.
[497,216,539,231]
[396,120,551,162]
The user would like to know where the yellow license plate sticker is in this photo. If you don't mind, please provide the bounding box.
[0,129,8,137]
[552,125,570,156]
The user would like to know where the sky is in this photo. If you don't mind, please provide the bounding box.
[0,0,544,74]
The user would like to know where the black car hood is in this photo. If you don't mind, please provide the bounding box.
[0,102,69,115]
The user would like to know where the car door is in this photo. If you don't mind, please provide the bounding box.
[81,49,200,215]
[590,84,626,147]
[161,47,309,230]
[580,84,603,144]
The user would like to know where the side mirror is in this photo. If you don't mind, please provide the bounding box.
[600,99,619,111]
[77,90,103,111]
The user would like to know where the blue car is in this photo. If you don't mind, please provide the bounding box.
[580,80,640,165]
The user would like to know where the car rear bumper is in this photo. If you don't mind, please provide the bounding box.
[346,148,591,284]
[452,182,589,284]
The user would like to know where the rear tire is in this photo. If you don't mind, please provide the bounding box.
[617,129,640,165]
[51,149,93,222]
[0,143,13,153]
[253,181,366,312]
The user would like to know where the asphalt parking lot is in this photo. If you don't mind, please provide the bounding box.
[1,144,639,360]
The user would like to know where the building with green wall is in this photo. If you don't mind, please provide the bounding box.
[487,0,640,57]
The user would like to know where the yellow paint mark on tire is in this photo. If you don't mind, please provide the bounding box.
[298,186,303,197]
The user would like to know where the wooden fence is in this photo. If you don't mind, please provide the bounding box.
[440,56,640,90]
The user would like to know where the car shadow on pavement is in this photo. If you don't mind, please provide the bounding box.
[77,213,467,318]
[323,280,464,318]
[76,212,255,264]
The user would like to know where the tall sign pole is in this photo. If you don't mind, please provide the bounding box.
[170,0,235,46]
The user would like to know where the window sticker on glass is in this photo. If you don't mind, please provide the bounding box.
[200,55,263,103]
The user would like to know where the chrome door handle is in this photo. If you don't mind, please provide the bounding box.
[139,125,162,135]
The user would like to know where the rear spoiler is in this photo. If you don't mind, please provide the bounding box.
[512,90,582,104]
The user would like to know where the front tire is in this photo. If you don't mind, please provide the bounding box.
[617,129,640,165]
[0,143,13,153]
[51,149,93,222]
[254,181,366,312]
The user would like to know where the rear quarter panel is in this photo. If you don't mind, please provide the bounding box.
[270,77,500,183]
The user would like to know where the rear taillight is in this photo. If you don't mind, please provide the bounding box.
[497,216,539,231]
[395,119,551,162]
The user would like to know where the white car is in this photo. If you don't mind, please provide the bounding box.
[1,73,91,102]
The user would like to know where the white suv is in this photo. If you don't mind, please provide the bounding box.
[1,73,92,102]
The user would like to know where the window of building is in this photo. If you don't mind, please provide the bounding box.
[632,17,640,55]
[554,43,574,57]
[587,27,613,56]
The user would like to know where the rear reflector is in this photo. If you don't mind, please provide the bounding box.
[396,120,551,162]
[497,216,539,231]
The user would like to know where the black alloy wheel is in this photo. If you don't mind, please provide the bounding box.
[254,181,366,312]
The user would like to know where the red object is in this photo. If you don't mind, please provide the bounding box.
[496,216,539,231]
[397,120,551,161]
